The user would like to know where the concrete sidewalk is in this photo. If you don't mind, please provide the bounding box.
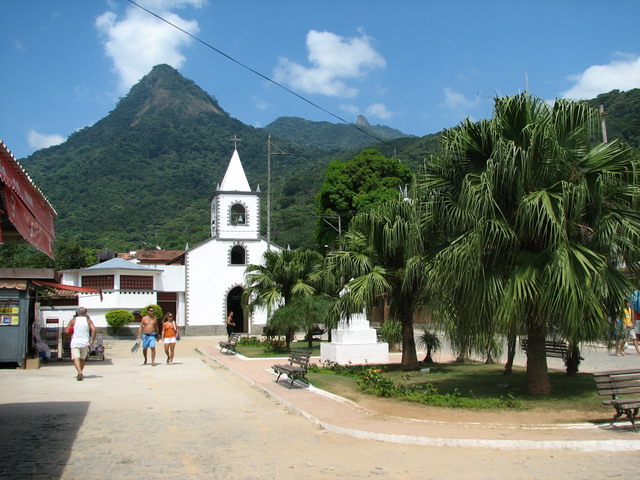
[199,337,640,451]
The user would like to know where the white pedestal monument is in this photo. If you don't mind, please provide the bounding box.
[320,312,389,364]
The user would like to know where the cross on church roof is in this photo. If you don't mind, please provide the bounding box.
[230,135,241,150]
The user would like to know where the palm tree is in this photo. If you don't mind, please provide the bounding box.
[327,197,432,370]
[421,93,640,394]
[244,248,323,346]
[268,294,334,349]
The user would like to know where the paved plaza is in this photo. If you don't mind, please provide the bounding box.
[1,336,640,479]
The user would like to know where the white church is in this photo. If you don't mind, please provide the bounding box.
[184,146,277,335]
[49,147,277,336]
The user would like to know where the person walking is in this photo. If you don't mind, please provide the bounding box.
[137,306,160,366]
[161,313,178,364]
[65,307,96,381]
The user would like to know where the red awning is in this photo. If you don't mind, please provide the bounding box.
[32,280,98,293]
[33,280,102,301]
[0,141,56,257]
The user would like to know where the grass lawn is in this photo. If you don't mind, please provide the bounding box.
[236,340,322,358]
[236,341,606,415]
[307,361,605,412]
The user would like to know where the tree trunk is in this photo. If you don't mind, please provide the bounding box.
[400,303,419,370]
[525,320,552,394]
[565,343,581,376]
[423,347,434,364]
[503,332,517,375]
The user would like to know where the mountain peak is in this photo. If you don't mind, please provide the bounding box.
[355,114,370,127]
[125,64,226,126]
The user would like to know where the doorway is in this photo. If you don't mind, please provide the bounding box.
[226,286,245,333]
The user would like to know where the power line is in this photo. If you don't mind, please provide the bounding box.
[126,0,409,152]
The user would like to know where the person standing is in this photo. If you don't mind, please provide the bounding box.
[623,300,639,354]
[226,311,236,340]
[65,307,96,381]
[137,306,160,366]
[161,313,178,364]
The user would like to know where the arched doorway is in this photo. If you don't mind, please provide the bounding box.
[226,286,245,333]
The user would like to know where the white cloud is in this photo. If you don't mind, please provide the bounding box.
[438,87,481,125]
[365,103,394,120]
[12,39,25,52]
[27,130,65,150]
[96,0,203,93]
[251,95,270,111]
[561,54,640,100]
[441,87,479,111]
[274,30,386,98]
[339,103,360,116]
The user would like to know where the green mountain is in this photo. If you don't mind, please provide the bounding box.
[19,65,639,254]
[264,115,414,151]
[586,88,640,149]
[22,65,332,251]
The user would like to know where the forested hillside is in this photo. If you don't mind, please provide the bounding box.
[264,116,413,151]
[586,88,640,149]
[21,65,342,251]
[16,65,639,255]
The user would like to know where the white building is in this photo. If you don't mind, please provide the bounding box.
[58,257,185,329]
[43,147,276,335]
[184,148,278,335]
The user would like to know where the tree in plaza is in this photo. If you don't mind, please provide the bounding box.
[316,149,414,249]
[327,196,432,370]
[420,93,640,394]
[243,248,324,347]
[268,293,334,349]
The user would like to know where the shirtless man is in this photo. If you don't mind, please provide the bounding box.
[137,306,160,366]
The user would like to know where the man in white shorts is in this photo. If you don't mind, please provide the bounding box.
[65,307,96,381]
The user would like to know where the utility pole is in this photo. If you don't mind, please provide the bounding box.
[267,136,291,251]
[599,104,608,143]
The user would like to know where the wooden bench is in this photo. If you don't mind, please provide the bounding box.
[593,369,640,432]
[219,333,241,354]
[520,337,568,359]
[272,349,312,388]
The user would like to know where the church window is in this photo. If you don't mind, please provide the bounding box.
[230,245,246,265]
[230,203,246,225]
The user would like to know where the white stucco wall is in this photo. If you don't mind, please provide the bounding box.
[185,237,277,330]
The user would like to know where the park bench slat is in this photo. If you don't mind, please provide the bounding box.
[593,368,640,432]
[272,349,312,388]
[219,333,242,354]
[520,338,569,359]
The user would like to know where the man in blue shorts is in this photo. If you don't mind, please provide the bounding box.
[137,307,160,366]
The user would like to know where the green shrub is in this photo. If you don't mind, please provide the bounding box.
[105,309,134,329]
[237,336,262,346]
[263,338,288,354]
[142,304,163,320]
[379,319,402,346]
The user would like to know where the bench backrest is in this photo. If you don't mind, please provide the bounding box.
[229,333,241,343]
[288,349,311,369]
[594,370,640,397]
[520,338,568,353]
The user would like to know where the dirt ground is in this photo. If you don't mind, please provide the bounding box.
[2,337,639,480]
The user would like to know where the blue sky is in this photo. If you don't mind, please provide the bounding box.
[2,0,640,159]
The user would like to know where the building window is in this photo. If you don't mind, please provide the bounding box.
[230,245,246,265]
[120,275,153,290]
[230,203,246,225]
[81,275,114,290]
